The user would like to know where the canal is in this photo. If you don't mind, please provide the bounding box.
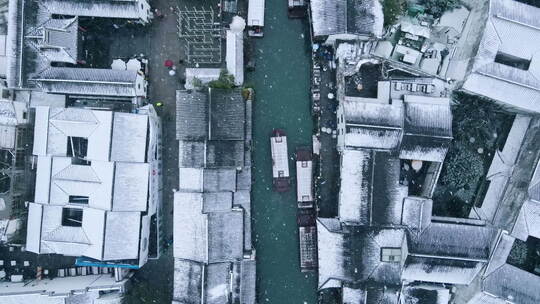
[247,1,317,303]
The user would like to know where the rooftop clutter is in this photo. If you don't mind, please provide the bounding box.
[320,66,499,302]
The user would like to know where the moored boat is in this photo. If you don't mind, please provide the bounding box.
[295,147,314,207]
[270,129,290,192]
[288,0,306,18]
[248,0,265,37]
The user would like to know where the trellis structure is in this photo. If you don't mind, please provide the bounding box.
[177,6,222,65]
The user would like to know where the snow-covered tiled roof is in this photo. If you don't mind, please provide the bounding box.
[33,106,113,160]
[36,203,106,259]
[112,162,149,211]
[341,99,403,150]
[110,112,148,163]
[317,218,348,289]
[338,150,406,226]
[25,17,79,64]
[173,191,245,264]
[103,211,141,260]
[39,0,148,21]
[49,157,114,209]
[338,149,373,225]
[512,199,540,241]
[317,218,407,289]
[462,0,540,112]
[34,67,142,97]
[173,259,203,303]
[310,0,383,38]
[206,263,231,304]
[27,107,155,263]
[402,196,433,234]
[402,256,485,285]
[173,192,207,263]
[343,99,403,128]
[410,222,496,260]
[482,264,540,304]
[400,96,452,162]
[344,125,403,150]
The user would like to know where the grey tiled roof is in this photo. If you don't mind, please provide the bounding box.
[205,263,231,304]
[34,67,140,97]
[208,89,245,141]
[317,220,407,288]
[202,169,237,192]
[240,260,256,304]
[207,210,244,263]
[206,140,244,168]
[482,264,540,304]
[404,101,452,138]
[202,192,233,213]
[178,140,205,168]
[25,17,79,64]
[371,152,407,226]
[173,259,202,304]
[176,90,209,141]
[338,151,406,226]
[176,89,246,141]
[409,222,496,260]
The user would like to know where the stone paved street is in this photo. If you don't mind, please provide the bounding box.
[110,0,190,302]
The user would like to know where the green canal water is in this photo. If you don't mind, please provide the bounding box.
[247,2,317,304]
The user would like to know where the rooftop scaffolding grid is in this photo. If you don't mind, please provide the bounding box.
[177,6,222,65]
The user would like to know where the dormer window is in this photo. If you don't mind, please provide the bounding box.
[381,248,402,262]
[67,136,88,159]
[494,52,531,71]
[69,195,89,205]
[61,207,83,227]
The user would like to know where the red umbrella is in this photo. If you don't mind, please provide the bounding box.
[164,59,174,68]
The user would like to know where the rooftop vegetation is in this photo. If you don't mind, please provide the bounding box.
[433,92,514,217]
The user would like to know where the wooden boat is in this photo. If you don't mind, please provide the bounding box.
[270,129,289,192]
[297,207,317,272]
[248,0,265,37]
[295,146,317,272]
[295,147,314,207]
[288,0,306,18]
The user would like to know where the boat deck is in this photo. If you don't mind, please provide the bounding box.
[299,225,317,272]
[297,207,317,272]
[271,129,290,192]
[296,147,313,202]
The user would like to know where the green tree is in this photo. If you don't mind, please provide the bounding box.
[441,142,484,191]
[420,0,460,18]
[382,0,407,26]
[208,70,235,89]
